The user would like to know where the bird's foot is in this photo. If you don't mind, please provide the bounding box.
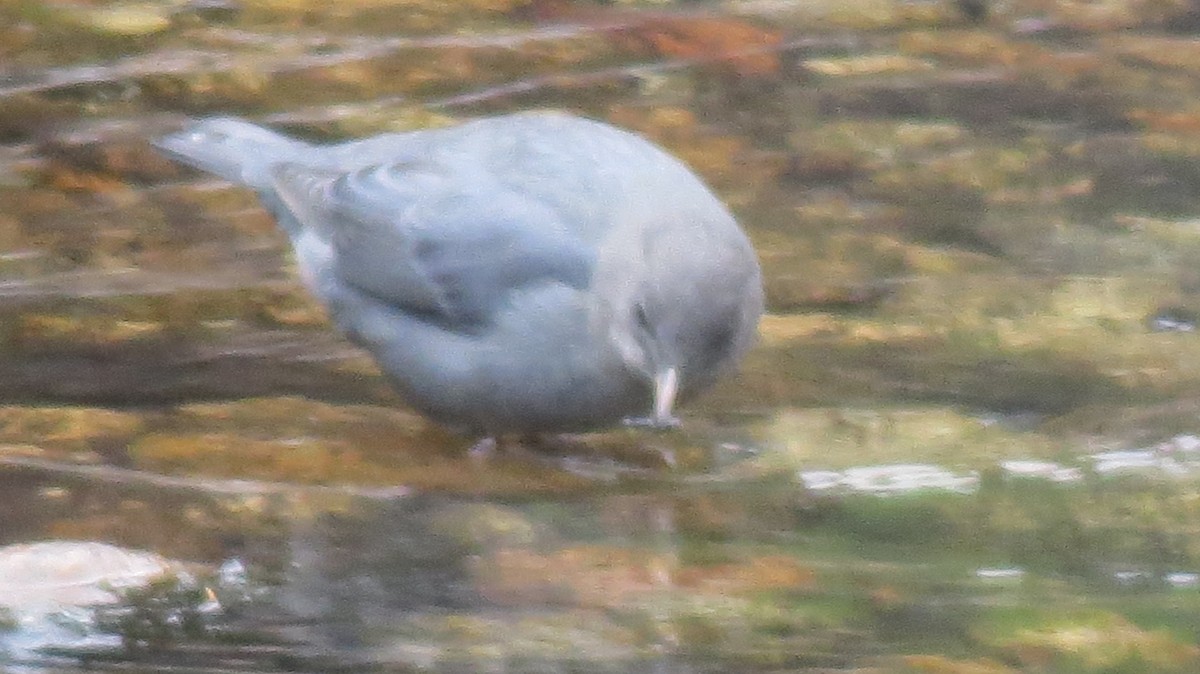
[467,435,545,460]
[467,437,498,461]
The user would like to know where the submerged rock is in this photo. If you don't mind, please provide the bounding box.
[0,541,180,658]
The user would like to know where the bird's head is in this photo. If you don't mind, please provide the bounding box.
[604,250,762,427]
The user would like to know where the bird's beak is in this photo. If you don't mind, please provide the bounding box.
[653,366,679,426]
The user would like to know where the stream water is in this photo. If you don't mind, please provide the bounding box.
[3,0,1200,672]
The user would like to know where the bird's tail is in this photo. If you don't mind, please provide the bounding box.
[153,117,308,190]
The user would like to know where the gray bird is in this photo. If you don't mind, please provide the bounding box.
[154,111,762,436]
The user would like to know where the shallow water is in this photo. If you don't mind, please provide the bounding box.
[3,0,1200,671]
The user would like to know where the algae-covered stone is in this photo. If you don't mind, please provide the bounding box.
[474,544,815,611]
[126,419,594,495]
[176,396,420,432]
[128,432,366,483]
[804,54,937,78]
[902,654,1017,673]
[0,406,144,454]
[984,610,1200,671]
[54,1,178,37]
[754,406,1061,471]
[429,503,540,549]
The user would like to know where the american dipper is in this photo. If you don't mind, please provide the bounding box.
[155,112,762,436]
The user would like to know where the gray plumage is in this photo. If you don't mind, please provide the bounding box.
[154,111,762,434]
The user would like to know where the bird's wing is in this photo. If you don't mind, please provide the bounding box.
[268,161,595,326]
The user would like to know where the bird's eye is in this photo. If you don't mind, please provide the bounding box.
[633,303,653,334]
